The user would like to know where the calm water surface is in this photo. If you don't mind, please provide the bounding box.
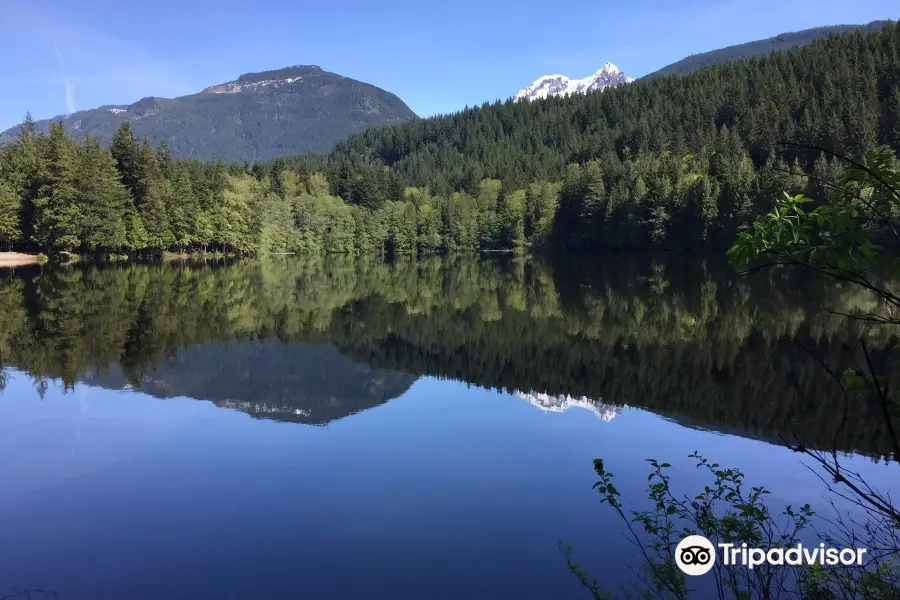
[0,256,896,599]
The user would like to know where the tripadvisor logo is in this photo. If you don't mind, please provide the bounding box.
[675,535,868,576]
[676,535,717,576]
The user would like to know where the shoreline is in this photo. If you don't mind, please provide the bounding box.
[0,252,39,267]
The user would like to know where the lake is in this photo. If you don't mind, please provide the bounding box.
[0,255,897,600]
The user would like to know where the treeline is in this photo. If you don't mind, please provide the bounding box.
[1,23,899,255]
[0,118,557,255]
[0,257,898,455]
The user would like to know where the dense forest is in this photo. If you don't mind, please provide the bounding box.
[322,22,900,250]
[0,23,898,255]
[0,257,897,456]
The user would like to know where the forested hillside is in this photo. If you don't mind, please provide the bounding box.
[644,20,889,78]
[0,24,898,256]
[321,22,900,250]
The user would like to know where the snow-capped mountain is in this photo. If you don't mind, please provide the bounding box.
[514,62,634,102]
[515,391,623,422]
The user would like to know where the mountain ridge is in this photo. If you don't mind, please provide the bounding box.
[0,64,417,162]
[645,19,891,78]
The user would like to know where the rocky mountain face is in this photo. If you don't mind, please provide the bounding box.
[0,65,417,162]
[79,341,417,426]
[514,62,634,101]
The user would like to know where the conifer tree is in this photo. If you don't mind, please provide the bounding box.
[76,137,129,251]
[167,164,195,253]
[581,160,606,243]
[0,180,21,250]
[110,122,141,200]
[32,122,82,251]
[9,113,44,243]
[19,111,35,136]
[889,87,900,148]
[155,140,172,177]
[269,157,286,198]
[136,139,173,251]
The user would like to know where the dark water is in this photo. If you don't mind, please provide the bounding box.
[0,256,896,600]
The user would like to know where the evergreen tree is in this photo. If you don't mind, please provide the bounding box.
[110,121,142,200]
[0,180,21,249]
[19,111,35,136]
[167,167,195,253]
[136,141,173,251]
[581,160,606,244]
[889,87,900,148]
[76,137,129,251]
[32,122,82,251]
[155,140,172,177]
[269,157,286,198]
[8,113,44,243]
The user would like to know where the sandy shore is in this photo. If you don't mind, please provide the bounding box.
[0,252,39,267]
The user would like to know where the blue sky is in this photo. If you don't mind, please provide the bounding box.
[0,0,895,130]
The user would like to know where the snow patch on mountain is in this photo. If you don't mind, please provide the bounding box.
[203,76,304,94]
[216,399,312,418]
[514,62,634,102]
[515,391,623,422]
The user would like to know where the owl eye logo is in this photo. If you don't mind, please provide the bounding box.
[679,546,712,565]
[675,535,717,575]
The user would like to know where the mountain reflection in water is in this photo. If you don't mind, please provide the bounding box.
[0,254,897,455]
